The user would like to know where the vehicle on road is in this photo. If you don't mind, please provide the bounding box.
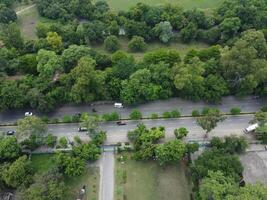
[92,108,97,112]
[78,127,88,132]
[6,130,15,136]
[114,103,123,108]
[116,121,126,126]
[25,112,33,116]
[243,123,259,134]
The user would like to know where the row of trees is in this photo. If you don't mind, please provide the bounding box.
[35,0,267,45]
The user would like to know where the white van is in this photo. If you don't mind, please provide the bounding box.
[243,123,259,134]
[114,103,123,108]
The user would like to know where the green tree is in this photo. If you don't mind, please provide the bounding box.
[255,125,267,144]
[174,127,188,139]
[0,23,24,49]
[155,140,186,165]
[16,116,47,140]
[0,137,21,161]
[104,35,120,52]
[46,32,63,52]
[219,17,241,42]
[0,5,17,24]
[199,171,237,200]
[180,22,198,43]
[143,49,181,66]
[153,21,173,44]
[72,142,101,161]
[128,36,147,52]
[108,21,119,35]
[45,134,57,148]
[2,156,33,188]
[197,109,226,137]
[230,107,241,115]
[59,137,68,148]
[80,114,100,140]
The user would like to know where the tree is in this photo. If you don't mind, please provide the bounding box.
[0,5,17,24]
[153,21,173,44]
[230,107,241,115]
[256,125,267,144]
[124,20,151,40]
[128,36,147,52]
[143,49,181,66]
[72,142,101,161]
[174,127,188,139]
[108,21,119,35]
[129,109,142,120]
[45,134,57,147]
[0,23,24,49]
[16,116,47,140]
[2,156,33,188]
[155,140,186,165]
[0,137,21,161]
[180,22,197,43]
[199,171,237,200]
[59,137,68,148]
[197,109,226,137]
[104,35,120,52]
[219,17,241,42]
[80,114,100,140]
[46,32,63,52]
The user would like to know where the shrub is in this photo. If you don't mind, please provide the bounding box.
[230,107,241,115]
[202,107,210,115]
[59,137,68,148]
[261,106,267,112]
[171,110,181,118]
[174,127,188,139]
[41,116,49,123]
[74,136,82,145]
[162,111,171,118]
[192,110,200,117]
[104,35,120,52]
[151,113,158,119]
[102,112,120,121]
[128,36,147,52]
[62,115,72,123]
[129,109,142,120]
[45,134,57,147]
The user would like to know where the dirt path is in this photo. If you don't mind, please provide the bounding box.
[16,4,36,15]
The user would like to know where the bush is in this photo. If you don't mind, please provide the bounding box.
[171,110,181,118]
[104,35,120,52]
[41,116,49,123]
[128,36,147,52]
[202,107,220,115]
[174,127,188,139]
[162,111,171,118]
[151,113,158,119]
[45,134,57,147]
[230,107,241,115]
[102,112,120,121]
[62,115,73,123]
[261,106,267,112]
[129,109,142,120]
[59,137,68,148]
[74,136,82,145]
[192,110,200,117]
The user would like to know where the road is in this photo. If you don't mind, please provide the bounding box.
[0,115,254,144]
[0,96,265,124]
[16,4,36,15]
[99,152,114,200]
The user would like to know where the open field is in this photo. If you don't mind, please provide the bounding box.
[115,153,192,200]
[93,38,208,60]
[96,0,223,10]
[31,154,99,200]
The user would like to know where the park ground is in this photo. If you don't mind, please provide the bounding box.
[115,153,192,200]
[31,154,99,200]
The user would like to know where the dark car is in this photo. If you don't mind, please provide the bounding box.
[6,130,15,136]
[116,121,126,126]
[78,127,88,132]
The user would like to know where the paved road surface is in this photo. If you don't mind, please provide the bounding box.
[0,115,254,144]
[0,96,265,124]
[99,152,114,200]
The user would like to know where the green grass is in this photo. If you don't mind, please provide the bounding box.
[31,153,99,200]
[96,0,223,11]
[115,153,192,200]
[92,37,208,60]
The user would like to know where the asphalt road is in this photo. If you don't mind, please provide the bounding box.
[99,152,114,200]
[0,115,254,144]
[0,96,265,124]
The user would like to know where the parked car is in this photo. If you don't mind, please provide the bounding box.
[25,112,33,117]
[6,130,15,136]
[116,121,126,126]
[78,127,88,132]
[243,123,259,134]
[114,103,123,108]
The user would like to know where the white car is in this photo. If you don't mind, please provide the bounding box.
[114,103,123,108]
[25,112,33,117]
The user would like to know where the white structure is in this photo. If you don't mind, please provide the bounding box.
[114,103,123,108]
[243,123,259,133]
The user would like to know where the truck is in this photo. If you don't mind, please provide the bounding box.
[243,123,259,134]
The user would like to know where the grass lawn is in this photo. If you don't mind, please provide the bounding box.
[31,153,99,200]
[96,0,223,11]
[115,153,192,200]
[92,37,208,60]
